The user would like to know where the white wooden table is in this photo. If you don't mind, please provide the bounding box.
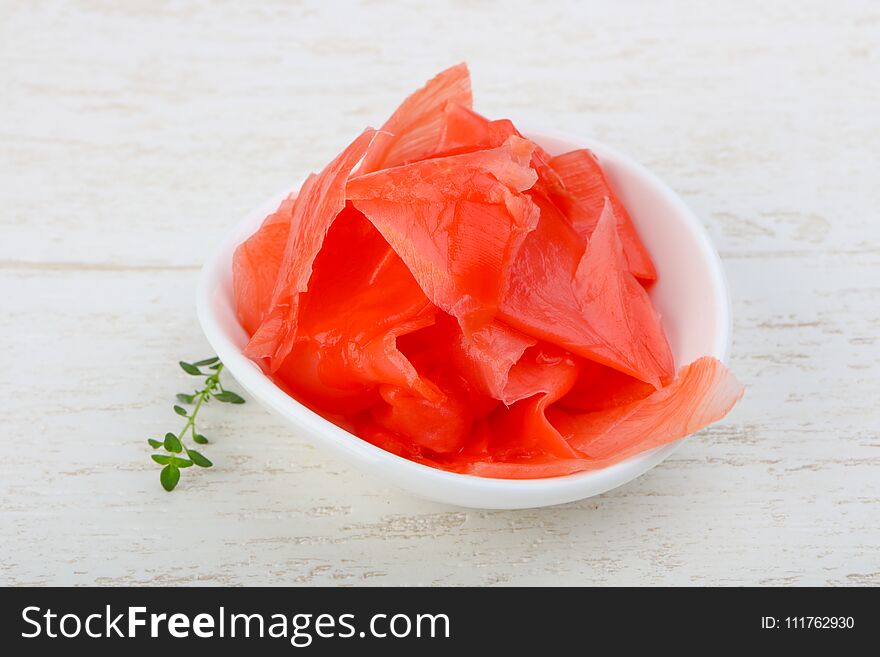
[2,0,878,586]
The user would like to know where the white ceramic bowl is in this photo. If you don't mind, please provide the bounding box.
[196,130,731,509]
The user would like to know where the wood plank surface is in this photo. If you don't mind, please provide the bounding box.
[1,0,877,585]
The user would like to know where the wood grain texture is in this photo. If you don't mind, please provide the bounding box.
[1,0,877,586]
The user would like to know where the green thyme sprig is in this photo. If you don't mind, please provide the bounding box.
[147,357,245,491]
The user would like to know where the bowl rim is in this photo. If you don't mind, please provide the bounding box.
[196,129,731,509]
